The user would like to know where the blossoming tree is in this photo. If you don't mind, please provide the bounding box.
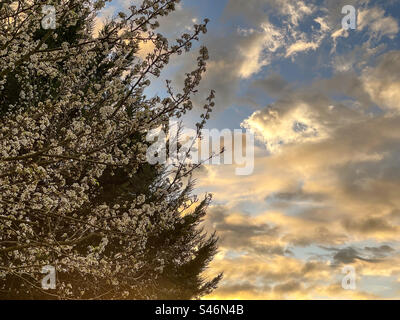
[0,0,221,299]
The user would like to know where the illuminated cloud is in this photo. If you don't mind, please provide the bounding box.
[285,41,320,58]
[242,103,328,153]
[238,22,284,78]
[362,51,400,111]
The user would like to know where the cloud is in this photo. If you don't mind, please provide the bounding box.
[273,280,303,293]
[285,40,320,58]
[242,103,329,153]
[314,17,330,33]
[224,0,314,26]
[362,51,400,111]
[203,206,287,256]
[321,244,398,266]
[201,51,400,299]
[331,247,378,264]
[205,253,378,299]
[364,245,395,258]
[251,73,291,98]
[237,22,285,78]
[170,0,332,112]
[342,217,398,235]
[359,7,399,39]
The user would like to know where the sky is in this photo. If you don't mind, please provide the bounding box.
[99,0,400,299]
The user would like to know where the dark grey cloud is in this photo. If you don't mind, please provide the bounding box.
[301,261,320,274]
[285,226,348,247]
[342,217,397,234]
[273,280,303,293]
[215,281,271,294]
[251,73,292,98]
[364,245,395,258]
[332,247,374,264]
[266,189,327,203]
[205,206,288,256]
[321,245,397,265]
